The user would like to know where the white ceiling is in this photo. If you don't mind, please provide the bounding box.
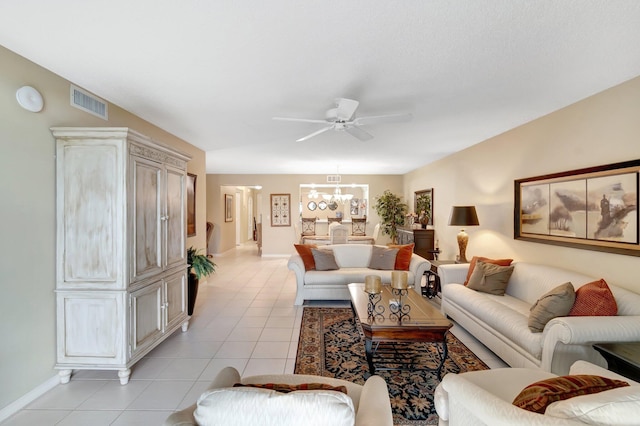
[2,1,640,175]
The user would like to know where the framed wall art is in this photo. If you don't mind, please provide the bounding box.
[224,194,233,222]
[186,173,197,236]
[271,193,291,227]
[415,188,434,226]
[515,160,640,256]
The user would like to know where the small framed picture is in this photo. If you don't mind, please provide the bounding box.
[271,193,291,227]
[225,194,233,222]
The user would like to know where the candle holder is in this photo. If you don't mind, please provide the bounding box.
[367,292,385,321]
[389,287,411,323]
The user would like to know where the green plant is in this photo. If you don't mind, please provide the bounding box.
[187,247,216,279]
[374,190,407,243]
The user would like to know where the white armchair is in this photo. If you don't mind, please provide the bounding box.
[164,367,393,426]
[434,361,639,426]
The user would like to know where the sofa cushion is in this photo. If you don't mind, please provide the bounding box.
[303,268,415,287]
[512,375,629,414]
[466,261,514,295]
[295,244,318,271]
[369,246,399,270]
[569,279,618,316]
[331,244,373,268]
[387,243,414,271]
[464,256,513,286]
[528,282,575,333]
[311,248,339,271]
[545,385,640,425]
[194,387,356,426]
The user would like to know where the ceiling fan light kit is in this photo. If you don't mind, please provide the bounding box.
[273,97,412,142]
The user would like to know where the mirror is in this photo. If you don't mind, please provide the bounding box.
[299,184,369,222]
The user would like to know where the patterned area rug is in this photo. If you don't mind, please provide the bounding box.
[295,307,489,426]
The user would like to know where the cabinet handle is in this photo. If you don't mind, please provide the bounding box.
[161,216,169,221]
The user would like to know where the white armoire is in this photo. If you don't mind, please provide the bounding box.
[52,127,192,384]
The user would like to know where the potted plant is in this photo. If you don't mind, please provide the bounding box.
[416,192,431,228]
[374,190,407,244]
[187,247,216,316]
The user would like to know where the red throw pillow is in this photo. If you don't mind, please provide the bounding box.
[294,244,317,271]
[464,256,513,286]
[569,279,618,316]
[387,243,414,270]
[512,375,629,414]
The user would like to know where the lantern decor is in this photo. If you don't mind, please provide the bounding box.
[364,275,384,321]
[389,271,411,322]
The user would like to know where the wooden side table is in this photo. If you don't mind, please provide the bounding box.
[423,260,456,298]
[593,342,640,382]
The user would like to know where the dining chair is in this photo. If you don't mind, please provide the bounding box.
[330,224,350,244]
[372,223,381,244]
[351,217,366,236]
[301,217,316,236]
[327,217,342,224]
[293,222,302,244]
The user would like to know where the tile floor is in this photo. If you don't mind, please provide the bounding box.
[2,242,507,425]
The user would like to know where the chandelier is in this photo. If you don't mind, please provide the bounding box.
[322,184,353,204]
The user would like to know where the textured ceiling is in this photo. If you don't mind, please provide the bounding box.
[1,1,640,174]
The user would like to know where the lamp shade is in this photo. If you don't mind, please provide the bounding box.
[448,206,479,227]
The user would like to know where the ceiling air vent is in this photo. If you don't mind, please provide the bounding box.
[327,174,341,183]
[70,85,108,120]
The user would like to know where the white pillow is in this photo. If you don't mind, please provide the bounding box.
[545,385,640,425]
[194,387,355,426]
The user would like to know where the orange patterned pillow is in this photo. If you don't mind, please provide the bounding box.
[233,382,348,394]
[294,244,318,271]
[464,256,513,285]
[569,279,618,316]
[512,375,629,414]
[387,243,414,270]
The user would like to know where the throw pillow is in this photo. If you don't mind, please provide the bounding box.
[369,246,399,270]
[545,385,640,425]
[466,261,514,295]
[512,375,629,414]
[294,244,318,271]
[233,382,348,394]
[528,282,575,333]
[387,243,414,271]
[569,279,618,316]
[311,248,339,271]
[464,256,513,286]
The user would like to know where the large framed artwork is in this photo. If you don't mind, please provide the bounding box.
[186,173,197,236]
[224,194,233,222]
[271,193,291,227]
[515,160,639,256]
[415,188,434,226]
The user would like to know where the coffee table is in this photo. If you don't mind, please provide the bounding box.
[348,283,452,379]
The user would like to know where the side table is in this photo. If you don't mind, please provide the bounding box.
[423,260,456,298]
[593,342,640,382]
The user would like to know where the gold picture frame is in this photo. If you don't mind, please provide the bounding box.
[515,160,639,256]
[186,173,197,236]
[225,194,233,222]
[414,188,434,226]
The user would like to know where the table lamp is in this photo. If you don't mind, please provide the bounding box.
[448,206,479,263]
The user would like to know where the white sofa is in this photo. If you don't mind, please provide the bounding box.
[163,366,393,426]
[434,360,640,425]
[439,261,640,375]
[288,244,431,305]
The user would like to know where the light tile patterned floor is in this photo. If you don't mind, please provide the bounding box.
[2,242,506,425]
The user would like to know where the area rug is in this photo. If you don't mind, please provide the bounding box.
[294,307,489,426]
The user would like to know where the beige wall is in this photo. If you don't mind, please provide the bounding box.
[0,46,206,412]
[404,75,640,293]
[206,174,403,256]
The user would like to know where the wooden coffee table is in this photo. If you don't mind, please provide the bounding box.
[348,283,452,379]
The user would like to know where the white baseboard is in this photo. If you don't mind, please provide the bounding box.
[0,375,59,422]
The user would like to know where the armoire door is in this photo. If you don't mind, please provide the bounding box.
[165,165,186,270]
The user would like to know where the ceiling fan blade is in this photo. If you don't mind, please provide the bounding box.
[335,98,360,121]
[296,126,334,142]
[352,112,413,126]
[273,117,328,124]
[344,126,373,141]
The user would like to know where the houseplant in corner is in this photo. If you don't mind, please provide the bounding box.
[187,247,216,316]
[374,190,408,244]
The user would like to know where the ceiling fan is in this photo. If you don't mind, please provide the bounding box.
[273,98,412,142]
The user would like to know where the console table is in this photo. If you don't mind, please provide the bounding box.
[593,342,640,382]
[396,227,435,260]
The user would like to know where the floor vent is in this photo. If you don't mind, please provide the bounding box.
[70,85,108,120]
[327,175,341,183]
